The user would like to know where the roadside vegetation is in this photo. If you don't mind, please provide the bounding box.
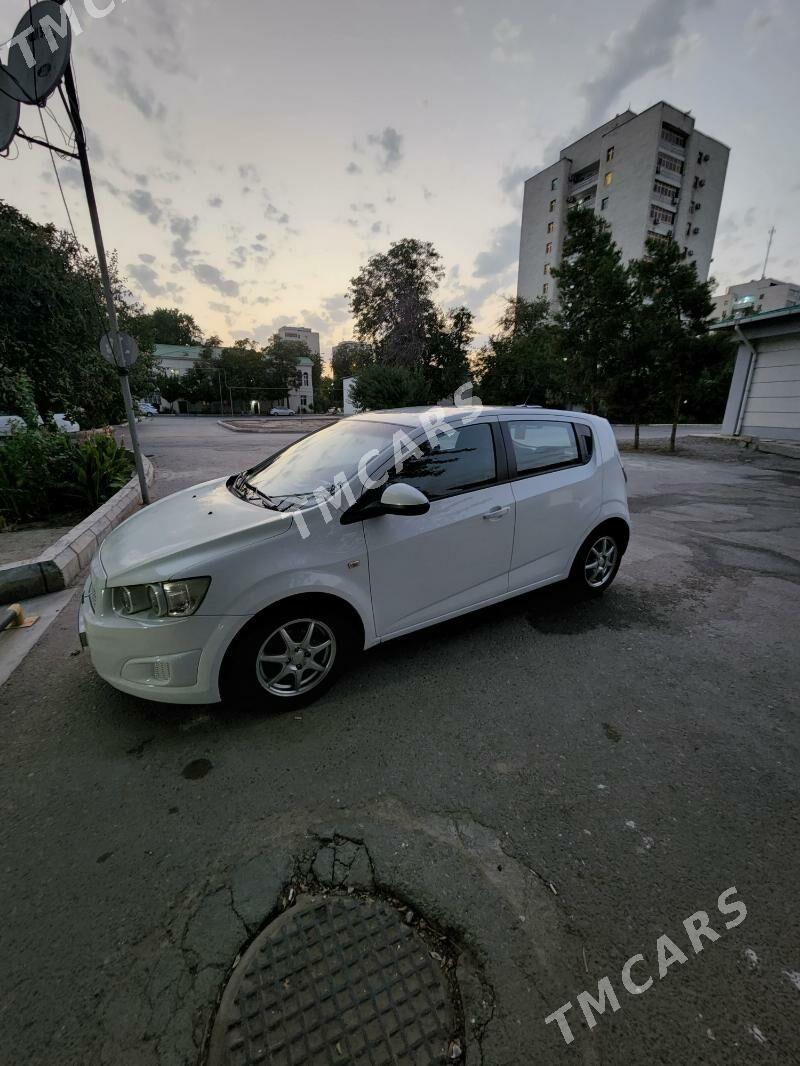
[343,210,735,450]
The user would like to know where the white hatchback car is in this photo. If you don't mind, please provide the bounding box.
[79,407,630,708]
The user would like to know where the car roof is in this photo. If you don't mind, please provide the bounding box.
[354,405,604,426]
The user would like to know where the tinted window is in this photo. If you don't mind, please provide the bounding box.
[507,420,579,474]
[392,423,496,500]
[575,423,594,459]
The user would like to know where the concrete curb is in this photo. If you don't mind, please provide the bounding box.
[216,418,309,434]
[0,455,154,605]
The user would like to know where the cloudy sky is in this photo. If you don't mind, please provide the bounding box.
[2,0,798,360]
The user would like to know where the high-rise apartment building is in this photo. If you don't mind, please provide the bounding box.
[517,102,729,305]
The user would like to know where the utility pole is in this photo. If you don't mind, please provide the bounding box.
[63,66,150,505]
[761,226,776,281]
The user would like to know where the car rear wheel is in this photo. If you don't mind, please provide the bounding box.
[221,602,354,710]
[568,529,622,598]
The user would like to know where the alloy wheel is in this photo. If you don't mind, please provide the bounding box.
[255,618,337,697]
[584,536,618,589]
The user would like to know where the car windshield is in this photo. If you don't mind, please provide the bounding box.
[244,419,398,497]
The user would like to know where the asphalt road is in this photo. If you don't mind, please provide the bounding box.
[1,418,799,1065]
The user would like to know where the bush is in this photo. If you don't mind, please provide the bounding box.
[0,429,132,525]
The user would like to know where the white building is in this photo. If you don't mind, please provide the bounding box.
[153,344,222,376]
[718,305,800,441]
[277,326,318,412]
[712,278,800,321]
[518,102,729,305]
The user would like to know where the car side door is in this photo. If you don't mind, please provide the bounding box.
[502,418,602,590]
[362,419,515,638]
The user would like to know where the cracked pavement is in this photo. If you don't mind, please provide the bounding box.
[1,420,799,1064]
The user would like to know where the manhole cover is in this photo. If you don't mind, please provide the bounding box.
[207,894,458,1065]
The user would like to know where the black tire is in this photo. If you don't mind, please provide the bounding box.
[567,528,623,598]
[220,600,356,711]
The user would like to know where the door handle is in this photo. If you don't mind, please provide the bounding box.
[482,506,510,520]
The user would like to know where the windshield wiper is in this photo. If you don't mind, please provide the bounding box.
[232,472,282,510]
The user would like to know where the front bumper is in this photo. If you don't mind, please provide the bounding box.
[79,576,237,704]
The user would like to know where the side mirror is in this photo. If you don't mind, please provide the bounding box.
[379,482,430,517]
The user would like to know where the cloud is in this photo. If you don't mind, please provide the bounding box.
[229,245,249,269]
[371,221,383,234]
[350,202,376,213]
[127,263,165,297]
[139,253,156,264]
[473,220,520,278]
[747,0,782,32]
[321,294,350,322]
[346,161,362,175]
[88,47,166,122]
[128,189,163,225]
[255,232,266,241]
[422,186,435,201]
[193,264,240,297]
[578,0,711,131]
[170,214,199,268]
[491,19,532,64]
[238,163,261,183]
[499,163,534,203]
[367,127,404,171]
[208,195,223,208]
[264,201,290,224]
[209,301,232,313]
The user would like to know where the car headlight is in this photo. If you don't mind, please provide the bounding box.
[112,578,211,618]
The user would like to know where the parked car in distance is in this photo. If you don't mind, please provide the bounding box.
[79,406,630,710]
[269,406,296,417]
[0,412,79,435]
[137,402,159,417]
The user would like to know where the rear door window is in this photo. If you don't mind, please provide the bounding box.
[505,420,580,475]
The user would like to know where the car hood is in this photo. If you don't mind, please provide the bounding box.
[99,476,293,585]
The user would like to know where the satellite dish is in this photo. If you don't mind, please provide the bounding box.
[0,66,20,152]
[5,1,72,105]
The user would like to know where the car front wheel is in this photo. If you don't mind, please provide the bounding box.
[220,602,354,710]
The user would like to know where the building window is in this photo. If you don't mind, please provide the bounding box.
[545,241,553,254]
[606,146,614,162]
[547,221,555,233]
[601,197,609,211]
[604,171,613,186]
[543,263,550,275]
[653,179,679,200]
[549,199,557,212]
[661,124,687,149]
[650,204,676,226]
[657,152,684,176]
[543,282,549,296]
[551,177,558,190]
[647,229,671,244]
[302,371,309,386]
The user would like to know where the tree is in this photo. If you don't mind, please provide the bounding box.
[0,201,158,427]
[551,207,631,413]
[475,297,566,406]
[426,306,474,400]
[331,341,374,382]
[144,307,203,346]
[631,238,734,451]
[315,373,334,413]
[262,336,305,406]
[349,364,430,411]
[348,238,444,367]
